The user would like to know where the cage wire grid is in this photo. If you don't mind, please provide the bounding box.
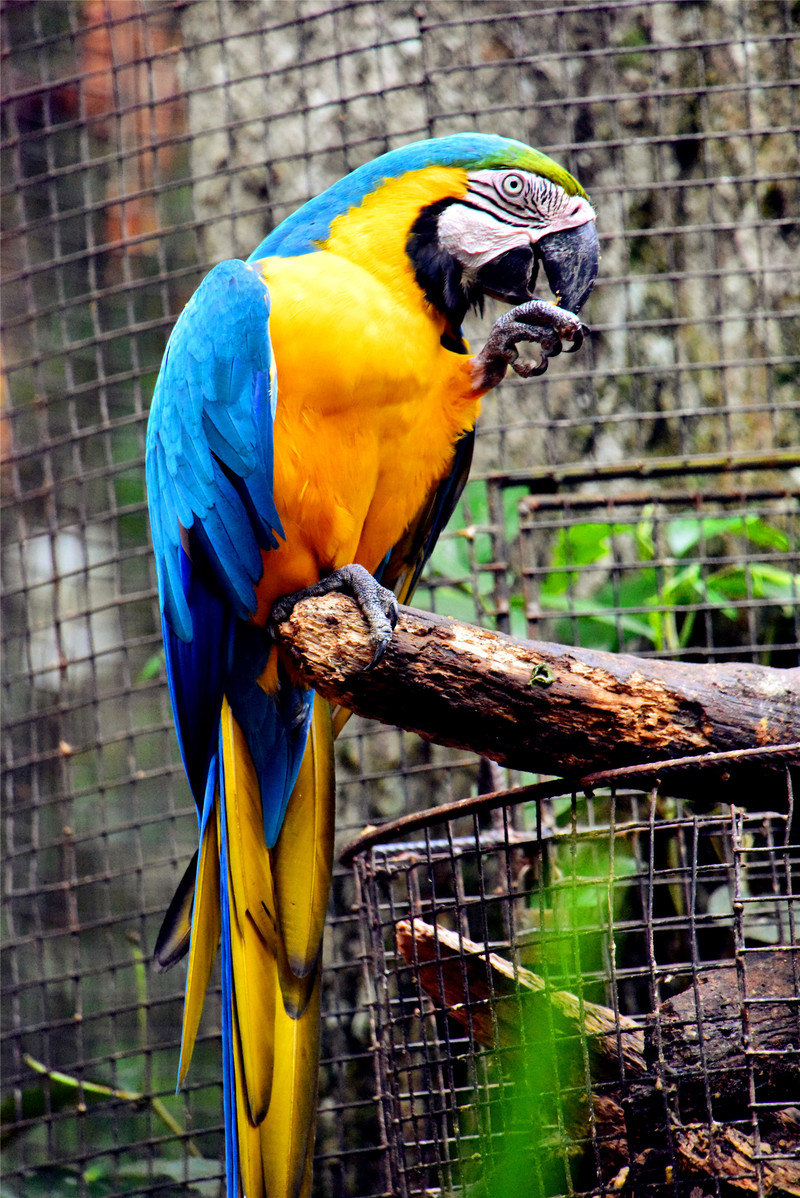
[348,772,799,1198]
[1,2,799,1197]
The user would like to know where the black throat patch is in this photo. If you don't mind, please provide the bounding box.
[406,198,481,353]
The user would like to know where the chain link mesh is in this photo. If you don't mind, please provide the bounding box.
[2,2,798,1195]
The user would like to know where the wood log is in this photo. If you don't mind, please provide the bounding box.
[273,594,800,804]
[626,948,800,1194]
[394,917,646,1079]
[649,950,800,1122]
[672,1120,800,1196]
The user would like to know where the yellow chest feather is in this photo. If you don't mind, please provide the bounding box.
[251,254,478,612]
[249,167,482,617]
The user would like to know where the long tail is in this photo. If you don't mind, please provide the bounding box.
[176,695,334,1197]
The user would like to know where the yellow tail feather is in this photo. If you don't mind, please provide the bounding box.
[219,695,330,1195]
[228,909,277,1125]
[221,699,280,1126]
[220,701,279,946]
[271,699,335,979]
[232,1001,266,1198]
[259,960,322,1198]
[178,808,220,1086]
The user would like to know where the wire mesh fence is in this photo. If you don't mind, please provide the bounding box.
[347,764,798,1197]
[1,2,798,1196]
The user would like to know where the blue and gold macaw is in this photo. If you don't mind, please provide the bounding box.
[146,133,597,1197]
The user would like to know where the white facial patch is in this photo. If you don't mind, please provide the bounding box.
[449,169,596,252]
[437,204,531,272]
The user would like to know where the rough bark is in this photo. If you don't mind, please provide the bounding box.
[274,594,800,804]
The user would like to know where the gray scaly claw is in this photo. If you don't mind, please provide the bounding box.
[473,299,588,388]
[271,563,398,670]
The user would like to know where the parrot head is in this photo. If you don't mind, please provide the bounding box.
[252,133,598,331]
[405,141,598,328]
[436,169,598,314]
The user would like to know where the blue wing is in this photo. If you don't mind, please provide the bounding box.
[147,259,284,641]
[146,259,287,813]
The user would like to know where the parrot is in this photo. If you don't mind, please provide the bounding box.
[145,132,598,1198]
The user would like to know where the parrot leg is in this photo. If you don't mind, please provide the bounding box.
[473,299,587,389]
[272,563,400,666]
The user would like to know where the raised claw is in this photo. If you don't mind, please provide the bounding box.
[472,299,588,391]
[563,323,587,354]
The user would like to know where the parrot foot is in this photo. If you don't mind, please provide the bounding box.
[271,564,399,668]
[473,300,587,389]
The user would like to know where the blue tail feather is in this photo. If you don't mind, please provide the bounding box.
[218,784,240,1198]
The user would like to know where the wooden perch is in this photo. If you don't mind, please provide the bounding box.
[274,594,800,801]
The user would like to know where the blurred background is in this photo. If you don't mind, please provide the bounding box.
[2,2,798,1196]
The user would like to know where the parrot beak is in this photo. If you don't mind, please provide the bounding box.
[536,219,599,315]
[474,219,599,315]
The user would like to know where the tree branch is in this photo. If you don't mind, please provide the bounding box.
[273,594,800,801]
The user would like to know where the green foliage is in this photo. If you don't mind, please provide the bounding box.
[0,1157,221,1198]
[1,944,220,1196]
[522,508,799,656]
[424,479,527,623]
[464,845,635,1198]
[428,485,796,664]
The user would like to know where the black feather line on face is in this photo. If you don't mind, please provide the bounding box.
[406,198,482,352]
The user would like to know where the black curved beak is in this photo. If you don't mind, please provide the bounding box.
[536,219,599,314]
[474,220,599,315]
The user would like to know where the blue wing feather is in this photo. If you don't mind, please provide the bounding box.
[161,558,234,806]
[147,259,284,647]
[146,259,288,813]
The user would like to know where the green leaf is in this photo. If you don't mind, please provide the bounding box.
[556,522,613,569]
[666,512,793,558]
[429,584,484,624]
[740,514,791,552]
[539,594,656,641]
[503,484,530,544]
[745,562,800,603]
[460,478,489,526]
[138,651,164,682]
[428,530,470,578]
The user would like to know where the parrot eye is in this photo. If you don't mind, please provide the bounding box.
[501,173,525,197]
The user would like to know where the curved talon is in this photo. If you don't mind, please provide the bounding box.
[512,354,549,378]
[271,563,398,671]
[563,324,587,354]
